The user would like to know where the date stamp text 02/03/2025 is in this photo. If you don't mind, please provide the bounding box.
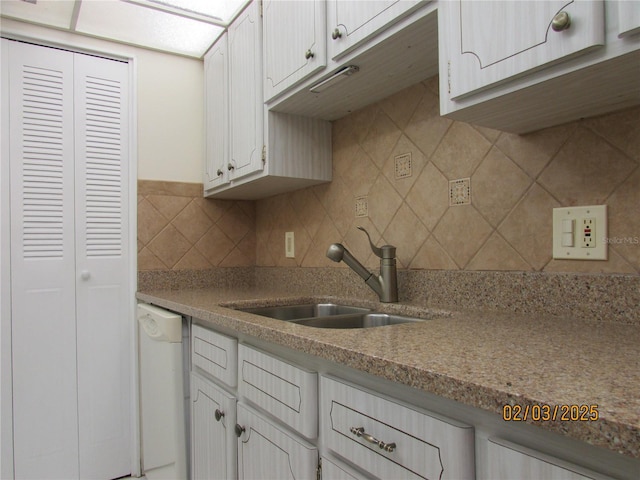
[503,404,599,422]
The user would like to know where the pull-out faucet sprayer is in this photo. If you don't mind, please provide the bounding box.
[326,227,398,303]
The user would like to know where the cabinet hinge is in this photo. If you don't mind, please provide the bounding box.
[316,458,322,480]
[262,144,266,164]
[259,0,263,18]
[447,61,451,95]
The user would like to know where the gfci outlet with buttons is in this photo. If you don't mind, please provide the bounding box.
[552,205,607,260]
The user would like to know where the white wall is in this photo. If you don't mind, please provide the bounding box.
[0,18,204,183]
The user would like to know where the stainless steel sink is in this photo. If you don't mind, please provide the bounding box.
[237,303,371,321]
[293,312,424,329]
[236,303,430,329]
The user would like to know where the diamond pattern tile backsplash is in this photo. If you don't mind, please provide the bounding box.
[256,77,640,274]
[138,181,256,270]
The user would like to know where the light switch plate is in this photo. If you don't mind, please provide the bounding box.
[552,205,607,260]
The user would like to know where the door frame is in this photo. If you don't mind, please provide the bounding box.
[0,32,140,478]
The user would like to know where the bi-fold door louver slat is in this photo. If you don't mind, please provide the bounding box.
[20,65,66,259]
[81,75,123,258]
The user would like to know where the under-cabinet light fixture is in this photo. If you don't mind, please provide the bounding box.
[310,65,360,93]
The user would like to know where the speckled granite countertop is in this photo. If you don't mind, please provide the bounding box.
[137,286,640,460]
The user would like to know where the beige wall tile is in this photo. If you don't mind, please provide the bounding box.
[538,126,636,205]
[431,122,492,180]
[405,162,449,231]
[472,147,532,227]
[583,106,640,162]
[361,111,403,168]
[433,205,493,268]
[379,82,426,130]
[147,224,191,268]
[498,184,560,270]
[409,236,458,270]
[467,233,531,271]
[140,81,640,277]
[495,123,575,178]
[253,80,638,275]
[138,180,255,271]
[383,204,429,268]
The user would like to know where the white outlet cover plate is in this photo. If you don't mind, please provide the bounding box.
[285,232,295,258]
[552,205,607,260]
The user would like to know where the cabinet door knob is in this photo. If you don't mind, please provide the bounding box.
[234,424,245,437]
[214,409,224,421]
[551,11,571,31]
[227,163,235,171]
[305,49,314,59]
[80,270,91,281]
[331,28,342,40]
[216,169,223,176]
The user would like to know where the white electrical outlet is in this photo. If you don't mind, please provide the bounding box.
[552,205,607,260]
[285,232,295,258]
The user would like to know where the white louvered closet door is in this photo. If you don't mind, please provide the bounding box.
[74,53,131,480]
[7,40,131,480]
[9,41,79,480]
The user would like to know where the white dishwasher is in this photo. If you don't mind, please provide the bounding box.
[137,303,187,480]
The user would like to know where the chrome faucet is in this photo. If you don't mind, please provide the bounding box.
[326,226,398,303]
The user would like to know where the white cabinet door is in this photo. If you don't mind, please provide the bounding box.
[8,41,79,480]
[327,0,426,60]
[445,0,605,99]
[618,0,640,37]
[236,404,318,480]
[191,374,237,480]
[228,0,264,181]
[6,40,132,480]
[486,438,613,480]
[263,0,326,102]
[204,35,229,190]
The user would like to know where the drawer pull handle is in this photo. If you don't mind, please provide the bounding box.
[350,426,396,452]
[214,409,224,421]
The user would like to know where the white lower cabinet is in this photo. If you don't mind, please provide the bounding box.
[320,375,475,480]
[321,456,367,480]
[486,438,614,480]
[236,403,319,479]
[189,324,634,480]
[190,373,237,480]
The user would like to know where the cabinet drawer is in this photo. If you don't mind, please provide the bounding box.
[191,323,238,388]
[320,376,474,480]
[238,344,317,438]
[486,438,614,480]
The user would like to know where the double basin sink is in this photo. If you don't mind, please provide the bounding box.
[237,303,425,329]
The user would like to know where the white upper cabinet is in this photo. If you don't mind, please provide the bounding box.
[327,0,427,60]
[203,35,229,191]
[204,1,332,200]
[618,0,640,37]
[263,0,327,102]
[227,0,264,181]
[447,0,605,99]
[438,0,640,133]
